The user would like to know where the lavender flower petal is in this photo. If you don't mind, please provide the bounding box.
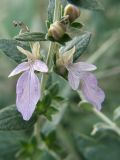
[8,62,30,77]
[68,62,97,74]
[33,60,48,72]
[81,72,105,110]
[68,70,80,90]
[16,70,40,120]
[67,62,96,90]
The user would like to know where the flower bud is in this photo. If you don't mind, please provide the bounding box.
[64,4,80,23]
[48,21,66,40]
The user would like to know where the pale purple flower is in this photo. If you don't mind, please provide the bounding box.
[58,46,105,110]
[66,62,105,110]
[8,42,48,120]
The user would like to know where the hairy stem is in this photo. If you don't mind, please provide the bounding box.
[78,91,120,136]
[92,108,120,136]
[41,0,61,93]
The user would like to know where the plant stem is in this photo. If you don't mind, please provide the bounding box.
[34,117,41,144]
[78,91,120,136]
[92,108,120,136]
[34,0,61,144]
[41,0,61,93]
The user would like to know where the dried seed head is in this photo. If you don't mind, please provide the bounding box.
[48,21,66,40]
[64,4,80,23]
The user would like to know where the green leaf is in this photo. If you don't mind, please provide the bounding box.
[15,32,71,45]
[54,96,65,102]
[46,20,51,30]
[60,32,91,61]
[0,129,33,160]
[37,94,52,114]
[71,22,84,29]
[45,106,58,121]
[48,0,55,24]
[0,39,29,63]
[76,134,120,160]
[114,106,120,120]
[48,82,59,97]
[0,105,37,131]
[67,0,104,10]
[15,32,47,42]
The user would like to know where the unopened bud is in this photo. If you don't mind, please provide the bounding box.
[48,21,66,40]
[64,4,80,23]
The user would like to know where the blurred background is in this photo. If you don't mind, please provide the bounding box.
[0,0,120,160]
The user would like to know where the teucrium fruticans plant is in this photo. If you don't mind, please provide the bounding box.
[0,0,109,130]
[0,0,120,159]
[8,0,105,120]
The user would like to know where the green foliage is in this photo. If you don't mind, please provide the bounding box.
[60,32,91,61]
[15,32,47,42]
[0,105,37,131]
[71,22,84,29]
[48,0,55,24]
[15,32,71,45]
[0,39,28,63]
[0,130,32,160]
[37,82,65,121]
[75,133,120,160]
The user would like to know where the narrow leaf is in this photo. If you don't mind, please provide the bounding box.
[48,0,55,24]
[15,32,47,42]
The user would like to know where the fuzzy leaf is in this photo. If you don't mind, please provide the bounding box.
[0,105,37,131]
[15,32,47,42]
[15,32,71,45]
[48,0,55,24]
[0,39,29,63]
[60,32,91,61]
